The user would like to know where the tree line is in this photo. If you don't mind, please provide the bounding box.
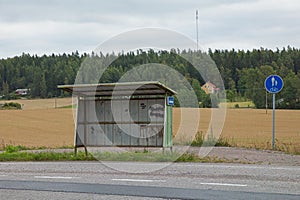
[209,46,300,109]
[0,47,299,109]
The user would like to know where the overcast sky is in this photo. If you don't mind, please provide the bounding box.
[1,0,300,58]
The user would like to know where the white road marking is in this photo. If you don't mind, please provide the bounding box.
[0,162,298,171]
[34,176,77,180]
[0,175,7,177]
[112,178,166,183]
[200,182,247,187]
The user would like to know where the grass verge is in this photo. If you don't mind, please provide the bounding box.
[0,151,95,162]
[0,144,74,152]
[0,147,233,163]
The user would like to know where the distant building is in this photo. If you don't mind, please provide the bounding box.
[201,81,220,94]
[15,88,29,96]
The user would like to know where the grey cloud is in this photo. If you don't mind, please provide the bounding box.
[0,0,253,23]
[0,0,300,58]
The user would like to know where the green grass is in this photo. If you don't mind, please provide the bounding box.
[2,145,36,152]
[93,151,175,162]
[0,144,73,152]
[0,151,95,161]
[0,146,232,163]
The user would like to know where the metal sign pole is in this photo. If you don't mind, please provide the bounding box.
[272,93,275,150]
[265,91,268,114]
[264,75,283,151]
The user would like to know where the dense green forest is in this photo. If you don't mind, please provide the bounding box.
[0,47,299,109]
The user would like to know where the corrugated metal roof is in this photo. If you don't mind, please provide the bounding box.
[58,81,177,97]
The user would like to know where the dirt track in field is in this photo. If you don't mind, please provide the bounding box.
[0,98,299,150]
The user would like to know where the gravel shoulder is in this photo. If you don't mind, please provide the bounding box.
[203,147,300,166]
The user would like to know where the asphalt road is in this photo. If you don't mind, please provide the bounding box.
[0,162,299,199]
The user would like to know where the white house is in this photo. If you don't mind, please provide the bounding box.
[15,88,29,96]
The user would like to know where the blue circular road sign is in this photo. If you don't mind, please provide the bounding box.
[264,75,284,93]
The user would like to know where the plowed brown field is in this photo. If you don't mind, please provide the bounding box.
[0,98,299,151]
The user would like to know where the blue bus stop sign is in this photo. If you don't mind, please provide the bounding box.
[264,75,284,93]
[167,96,174,106]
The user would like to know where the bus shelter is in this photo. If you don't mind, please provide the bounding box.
[58,81,176,154]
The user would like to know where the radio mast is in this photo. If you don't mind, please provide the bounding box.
[196,10,199,51]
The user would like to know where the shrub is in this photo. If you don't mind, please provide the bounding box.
[191,132,204,146]
[1,102,22,110]
[5,145,21,153]
[191,131,232,147]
